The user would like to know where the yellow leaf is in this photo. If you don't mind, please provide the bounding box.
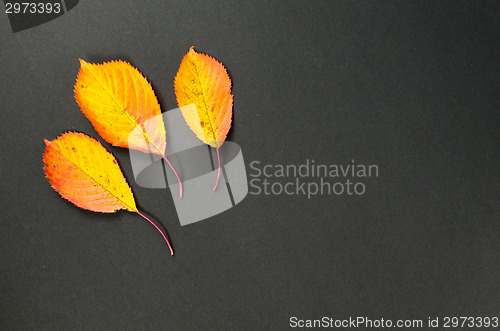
[174,47,234,190]
[74,59,183,197]
[174,47,233,149]
[74,59,165,155]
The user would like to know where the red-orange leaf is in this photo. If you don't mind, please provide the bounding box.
[44,132,137,213]
[43,132,173,255]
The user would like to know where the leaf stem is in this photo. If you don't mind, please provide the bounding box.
[161,154,183,198]
[136,211,174,256]
[213,147,221,191]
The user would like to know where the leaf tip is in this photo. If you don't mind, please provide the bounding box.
[188,46,197,56]
[79,58,88,67]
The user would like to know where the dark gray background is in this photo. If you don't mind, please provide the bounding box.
[1,1,499,330]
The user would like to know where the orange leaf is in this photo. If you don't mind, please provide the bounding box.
[174,46,233,149]
[74,59,165,155]
[74,59,183,197]
[43,132,173,255]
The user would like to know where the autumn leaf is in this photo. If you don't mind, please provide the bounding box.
[43,132,173,255]
[174,46,233,190]
[74,59,182,197]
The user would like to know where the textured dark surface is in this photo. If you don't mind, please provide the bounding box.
[1,1,499,330]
